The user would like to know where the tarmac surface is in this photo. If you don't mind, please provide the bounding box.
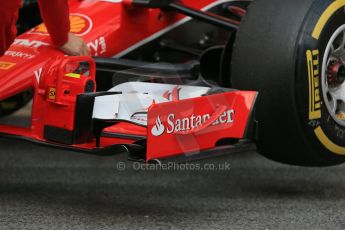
[0,107,345,229]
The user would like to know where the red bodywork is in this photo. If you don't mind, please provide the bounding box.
[0,0,257,161]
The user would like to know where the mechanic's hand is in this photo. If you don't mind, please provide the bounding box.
[59,33,91,56]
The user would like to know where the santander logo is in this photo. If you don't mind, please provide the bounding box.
[151,116,165,137]
[151,109,235,137]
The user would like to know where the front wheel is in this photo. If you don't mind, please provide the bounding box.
[231,0,345,166]
[0,90,33,117]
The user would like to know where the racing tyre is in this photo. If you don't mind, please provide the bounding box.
[231,0,345,166]
[0,90,33,116]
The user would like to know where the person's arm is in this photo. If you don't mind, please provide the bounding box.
[37,0,90,56]
[37,0,70,47]
[0,0,21,56]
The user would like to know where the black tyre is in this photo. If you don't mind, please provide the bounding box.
[231,0,345,166]
[0,90,33,116]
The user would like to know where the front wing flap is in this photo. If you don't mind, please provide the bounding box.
[146,90,257,161]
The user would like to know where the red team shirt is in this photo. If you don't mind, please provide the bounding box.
[0,0,70,56]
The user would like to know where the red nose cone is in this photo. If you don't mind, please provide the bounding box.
[0,45,62,100]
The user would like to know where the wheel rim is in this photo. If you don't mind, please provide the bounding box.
[322,24,345,126]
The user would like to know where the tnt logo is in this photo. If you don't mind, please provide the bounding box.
[151,116,165,137]
[30,14,92,36]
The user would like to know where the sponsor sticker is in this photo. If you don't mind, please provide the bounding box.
[306,49,321,120]
[30,14,93,36]
[13,39,48,48]
[4,51,35,59]
[65,73,81,78]
[48,87,56,100]
[151,109,235,137]
[151,116,165,136]
[87,37,107,56]
[0,62,16,70]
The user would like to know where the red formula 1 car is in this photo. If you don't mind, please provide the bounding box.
[0,0,345,166]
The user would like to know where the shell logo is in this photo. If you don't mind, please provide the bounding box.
[31,14,92,36]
